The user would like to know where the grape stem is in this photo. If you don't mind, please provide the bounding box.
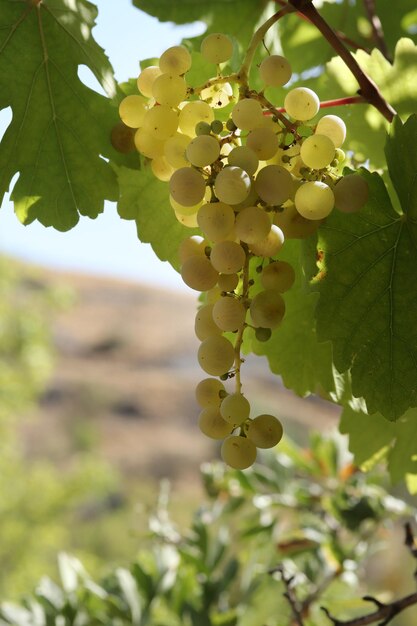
[362,0,392,62]
[255,91,295,131]
[233,244,251,395]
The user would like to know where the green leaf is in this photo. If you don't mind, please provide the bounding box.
[116,164,198,269]
[245,238,335,397]
[314,118,417,419]
[0,0,118,231]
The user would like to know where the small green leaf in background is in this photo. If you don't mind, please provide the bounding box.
[0,0,118,231]
[313,115,417,421]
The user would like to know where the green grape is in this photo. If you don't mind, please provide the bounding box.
[210,241,246,274]
[212,296,246,332]
[221,435,257,469]
[255,327,272,342]
[246,127,279,160]
[201,82,233,109]
[259,54,292,87]
[143,105,178,140]
[195,303,223,341]
[261,260,295,292]
[181,255,219,291]
[178,235,206,264]
[197,335,235,376]
[220,393,250,425]
[300,134,335,169]
[169,167,206,206]
[247,414,283,448]
[118,94,148,128]
[284,87,320,121]
[228,146,259,176]
[164,132,191,169]
[134,128,165,159]
[195,378,226,408]
[250,289,285,329]
[235,206,271,244]
[294,181,335,220]
[151,156,174,182]
[249,225,285,257]
[226,118,237,132]
[199,407,232,439]
[254,165,293,205]
[197,202,235,242]
[214,166,251,205]
[218,273,239,292]
[231,98,264,130]
[211,119,224,134]
[186,135,220,167]
[334,174,369,213]
[159,45,192,75]
[316,114,346,148]
[273,203,321,239]
[152,73,187,108]
[201,33,233,64]
[195,121,212,136]
[335,148,346,163]
[179,101,214,135]
[110,122,136,153]
[137,65,162,97]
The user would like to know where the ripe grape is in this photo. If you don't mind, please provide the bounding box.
[254,165,293,205]
[181,255,219,291]
[195,378,226,408]
[134,128,165,159]
[170,194,202,216]
[118,95,148,128]
[186,135,220,167]
[197,335,235,376]
[212,296,246,331]
[151,156,174,182]
[199,408,232,439]
[214,166,251,205]
[247,414,283,448]
[300,134,335,169]
[261,261,295,292]
[231,98,264,130]
[249,225,285,257]
[179,101,214,135]
[220,393,250,425]
[316,114,346,148]
[218,273,239,292]
[169,167,206,206]
[159,45,192,75]
[246,127,279,160]
[250,289,286,329]
[221,436,257,469]
[294,181,335,220]
[178,236,206,263]
[284,87,320,121]
[334,174,369,213]
[152,73,187,107]
[164,133,191,169]
[259,54,292,87]
[110,122,136,153]
[195,303,223,340]
[228,146,259,176]
[201,33,233,64]
[235,206,271,244]
[197,202,235,242]
[137,65,162,97]
[210,241,246,274]
[143,105,178,140]
[273,203,321,239]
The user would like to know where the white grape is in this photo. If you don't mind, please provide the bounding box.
[174,210,198,228]
[218,273,239,292]
[179,101,214,135]
[212,296,246,332]
[169,167,206,206]
[221,436,257,469]
[284,87,320,121]
[214,166,251,205]
[273,203,320,239]
[118,95,148,128]
[159,45,192,75]
[179,236,206,264]
[152,73,187,108]
[199,408,232,439]
[246,127,279,161]
[181,255,219,291]
[151,156,174,182]
[316,115,346,148]
[210,241,246,274]
[197,335,235,376]
[170,194,202,216]
[197,202,235,242]
[300,134,335,169]
[249,225,285,257]
[294,181,335,220]
[201,33,233,64]
[137,65,162,97]
[195,378,226,408]
[164,133,191,169]
[143,105,178,140]
[334,174,369,213]
[231,98,264,130]
[246,414,283,448]
[228,146,259,176]
[195,303,223,341]
[261,261,295,292]
[254,165,293,205]
[186,135,220,167]
[134,128,165,159]
[235,206,271,244]
[259,54,292,87]
[220,393,250,425]
[250,289,286,329]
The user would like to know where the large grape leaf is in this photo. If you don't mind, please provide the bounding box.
[0,0,119,231]
[244,238,335,397]
[313,115,417,421]
[116,164,198,269]
[340,406,417,491]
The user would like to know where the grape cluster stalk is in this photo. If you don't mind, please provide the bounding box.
[116,30,368,470]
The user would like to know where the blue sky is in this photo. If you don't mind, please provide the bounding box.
[0,1,204,291]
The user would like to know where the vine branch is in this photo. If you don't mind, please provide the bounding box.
[362,0,392,62]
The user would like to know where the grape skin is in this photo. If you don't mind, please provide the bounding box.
[249,225,285,257]
[169,167,206,207]
[118,95,148,128]
[231,98,264,131]
[198,335,235,376]
[235,206,271,244]
[186,135,220,167]
[316,114,346,148]
[259,54,292,87]
[300,134,335,170]
[199,407,232,439]
[246,127,279,161]
[228,146,259,176]
[212,296,246,332]
[197,202,235,242]
[247,414,283,448]
[195,378,226,408]
[221,436,257,470]
[195,303,223,340]
[250,289,286,329]
[261,261,295,292]
[152,73,187,108]
[159,45,192,75]
[214,166,251,205]
[181,255,219,291]
[137,65,162,97]
[284,87,320,121]
[294,181,335,220]
[210,241,246,274]
[254,165,293,205]
[220,393,250,425]
[201,33,233,64]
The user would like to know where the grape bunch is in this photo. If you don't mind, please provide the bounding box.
[117,33,368,470]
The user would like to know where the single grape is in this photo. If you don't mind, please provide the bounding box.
[195,378,226,408]
[195,121,212,136]
[179,101,214,135]
[300,134,336,169]
[151,156,174,182]
[195,303,223,341]
[134,128,165,159]
[334,174,369,213]
[211,119,224,135]
[197,335,235,376]
[159,45,192,75]
[249,225,285,257]
[110,122,136,153]
[164,133,191,169]
[254,165,293,205]
[214,166,251,205]
[259,54,292,87]
[137,65,162,97]
[199,407,232,439]
[201,33,233,64]
[316,114,346,148]
[246,414,283,448]
[212,296,246,332]
[143,105,178,140]
[197,202,235,242]
[284,87,320,121]
[250,289,286,329]
[218,273,239,292]
[255,327,272,342]
[231,98,264,130]
[261,260,295,292]
[210,241,246,274]
[246,127,279,161]
[119,94,148,128]
[220,393,250,425]
[221,435,257,469]
[226,118,237,132]
[235,206,271,244]
[169,167,206,206]
[181,255,219,291]
[178,235,206,264]
[174,210,198,228]
[273,203,321,239]
[294,181,335,220]
[186,135,220,167]
[152,73,187,108]
[228,146,259,176]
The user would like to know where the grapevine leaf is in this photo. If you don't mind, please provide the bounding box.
[245,239,335,397]
[0,0,119,231]
[116,164,198,269]
[340,406,417,489]
[314,116,417,420]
